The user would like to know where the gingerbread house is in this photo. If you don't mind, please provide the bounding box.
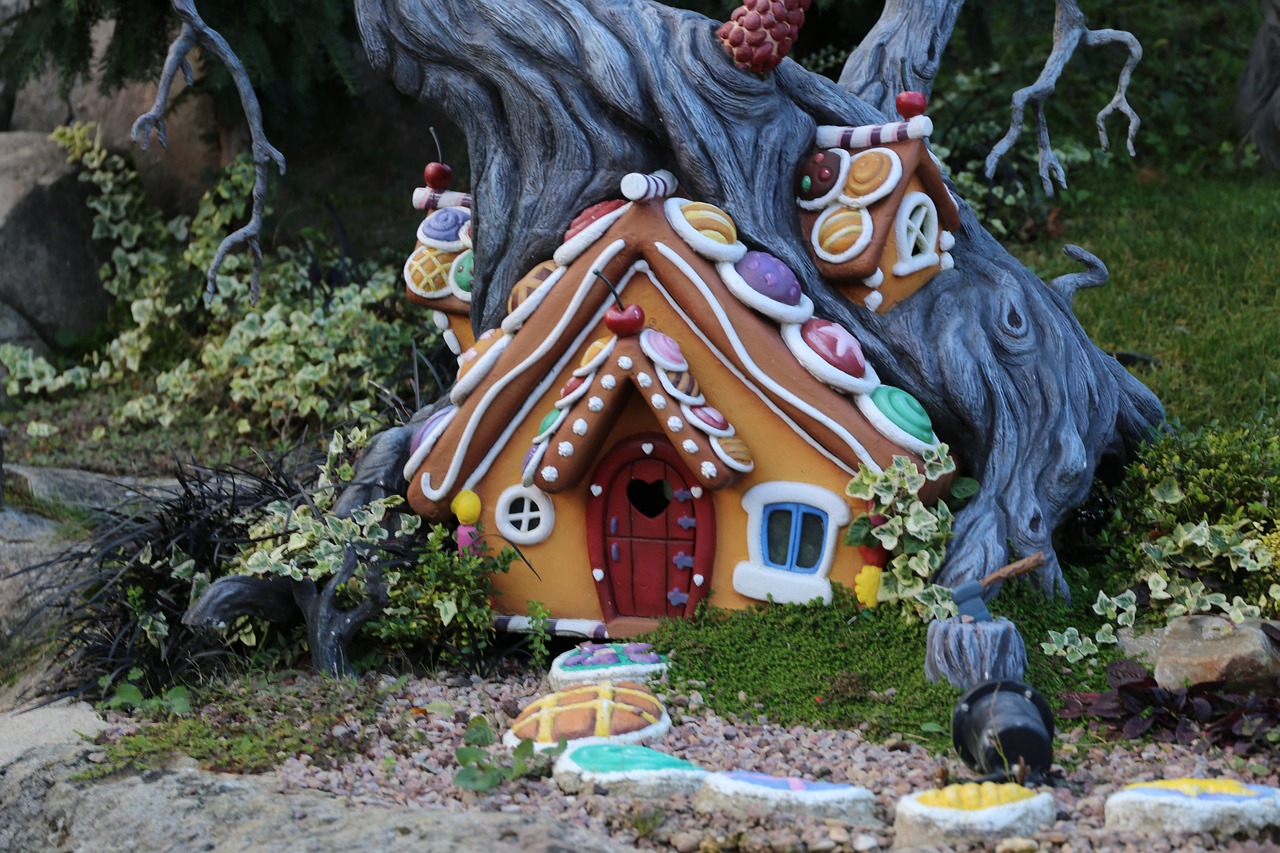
[398,170,950,637]
[797,108,961,314]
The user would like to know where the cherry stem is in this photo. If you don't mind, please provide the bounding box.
[429,126,444,164]
[593,270,625,309]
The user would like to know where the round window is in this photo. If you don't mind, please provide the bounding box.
[495,485,556,545]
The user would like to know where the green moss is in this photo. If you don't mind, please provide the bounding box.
[643,589,961,751]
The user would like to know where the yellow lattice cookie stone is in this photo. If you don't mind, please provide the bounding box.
[507,682,669,747]
[915,782,1038,811]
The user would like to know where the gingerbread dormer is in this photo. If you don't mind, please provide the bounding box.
[402,183,477,355]
[797,94,961,314]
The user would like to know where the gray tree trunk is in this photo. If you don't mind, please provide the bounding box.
[1237,0,1280,169]
[837,0,965,117]
[350,0,1163,598]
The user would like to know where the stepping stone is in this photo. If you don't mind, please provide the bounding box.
[1104,778,1280,835]
[553,743,707,796]
[894,783,1054,849]
[504,681,670,750]
[693,771,877,822]
[548,642,669,691]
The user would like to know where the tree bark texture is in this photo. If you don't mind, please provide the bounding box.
[837,0,964,117]
[351,0,1163,596]
[1236,0,1280,169]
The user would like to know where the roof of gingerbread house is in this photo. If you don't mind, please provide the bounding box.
[403,174,946,519]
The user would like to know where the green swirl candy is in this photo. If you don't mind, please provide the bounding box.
[452,251,474,293]
[871,386,934,444]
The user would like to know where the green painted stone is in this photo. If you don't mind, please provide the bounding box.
[570,744,702,774]
[452,251,474,293]
[871,385,934,444]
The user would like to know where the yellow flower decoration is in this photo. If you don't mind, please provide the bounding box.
[855,565,882,608]
[450,489,482,525]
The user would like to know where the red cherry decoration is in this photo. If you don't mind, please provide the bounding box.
[895,91,927,119]
[423,162,454,190]
[604,303,646,337]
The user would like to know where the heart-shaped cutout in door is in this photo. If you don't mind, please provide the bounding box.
[626,478,673,518]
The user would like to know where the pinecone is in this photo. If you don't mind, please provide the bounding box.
[716,0,811,74]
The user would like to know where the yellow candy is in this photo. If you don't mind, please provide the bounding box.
[451,489,482,525]
[915,782,1037,811]
[854,565,882,608]
[1126,778,1260,798]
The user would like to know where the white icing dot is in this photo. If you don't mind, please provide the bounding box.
[701,461,717,479]
[637,372,653,388]
[668,416,684,432]
[651,393,667,410]
[541,466,559,482]
[601,375,617,390]
[682,439,699,454]
[617,356,634,370]
[557,441,574,457]
[573,418,589,436]
[865,291,884,312]
[431,311,449,331]
[588,396,604,412]
[592,568,605,582]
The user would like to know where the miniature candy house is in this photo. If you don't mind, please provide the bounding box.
[400,112,957,637]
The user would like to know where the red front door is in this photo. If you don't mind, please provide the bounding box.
[586,434,715,621]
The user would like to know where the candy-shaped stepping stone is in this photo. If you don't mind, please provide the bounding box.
[554,743,707,796]
[693,771,877,822]
[504,681,670,750]
[894,783,1054,849]
[1104,778,1280,836]
[548,642,670,691]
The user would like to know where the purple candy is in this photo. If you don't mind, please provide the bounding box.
[587,650,620,665]
[622,643,652,655]
[420,207,470,243]
[409,405,456,455]
[628,652,662,664]
[734,251,802,306]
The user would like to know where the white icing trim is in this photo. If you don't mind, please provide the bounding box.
[812,205,874,264]
[780,323,881,396]
[617,355,634,370]
[839,147,903,208]
[656,369,705,407]
[639,328,688,371]
[700,461,718,479]
[710,437,754,474]
[557,442,574,457]
[502,265,568,334]
[716,261,815,325]
[636,372,653,388]
[667,416,684,431]
[663,197,747,264]
[541,466,559,482]
[863,268,884,289]
[682,439,699,454]
[588,396,604,412]
[892,191,941,277]
[553,202,633,267]
[554,371,595,410]
[443,329,462,356]
[939,230,955,251]
[795,149,852,212]
[651,393,667,410]
[941,251,955,271]
[421,240,631,501]
[450,333,511,405]
[401,408,459,481]
[521,443,548,486]
[572,419,589,436]
[573,337,617,377]
[431,311,450,331]
[652,244,881,475]
[495,484,556,545]
[864,291,884,312]
[600,375,617,391]
[855,390,939,456]
[732,481,851,605]
[680,403,734,438]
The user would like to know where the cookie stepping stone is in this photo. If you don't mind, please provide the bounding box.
[894,783,1054,849]
[504,681,670,751]
[1104,778,1280,835]
[554,743,708,796]
[693,771,877,823]
[548,642,669,691]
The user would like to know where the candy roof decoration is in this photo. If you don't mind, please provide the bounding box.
[797,91,961,314]
[402,163,477,356]
[402,169,946,633]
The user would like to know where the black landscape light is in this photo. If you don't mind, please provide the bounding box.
[952,679,1055,784]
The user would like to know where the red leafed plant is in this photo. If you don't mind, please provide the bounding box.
[1060,659,1280,756]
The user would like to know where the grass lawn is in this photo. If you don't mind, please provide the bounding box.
[1019,169,1280,429]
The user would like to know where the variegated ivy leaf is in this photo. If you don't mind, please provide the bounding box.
[1149,477,1185,505]
[1095,623,1118,644]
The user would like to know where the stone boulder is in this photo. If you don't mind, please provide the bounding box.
[1152,615,1280,695]
[0,131,110,350]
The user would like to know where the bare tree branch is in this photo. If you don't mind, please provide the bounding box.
[984,0,1142,194]
[131,0,286,305]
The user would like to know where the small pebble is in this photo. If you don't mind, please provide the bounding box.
[852,833,880,851]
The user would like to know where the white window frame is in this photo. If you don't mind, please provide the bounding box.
[495,484,556,545]
[891,190,941,277]
[732,482,851,605]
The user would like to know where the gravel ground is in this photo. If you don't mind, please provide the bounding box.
[96,669,1280,852]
